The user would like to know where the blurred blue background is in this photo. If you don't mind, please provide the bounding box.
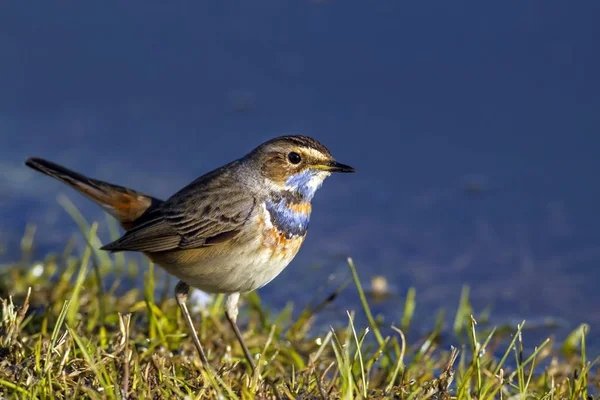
[1,1,599,343]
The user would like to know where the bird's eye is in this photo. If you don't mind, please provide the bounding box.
[288,152,302,164]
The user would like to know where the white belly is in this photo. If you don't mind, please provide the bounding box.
[151,210,305,294]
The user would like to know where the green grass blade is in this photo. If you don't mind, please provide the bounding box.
[347,258,383,346]
[401,287,416,332]
[44,300,71,373]
[66,222,98,327]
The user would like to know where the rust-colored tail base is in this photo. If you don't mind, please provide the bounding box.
[25,158,162,230]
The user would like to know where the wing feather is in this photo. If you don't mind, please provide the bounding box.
[101,170,256,253]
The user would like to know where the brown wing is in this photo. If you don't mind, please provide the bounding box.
[101,167,256,253]
[164,186,256,249]
[100,213,181,252]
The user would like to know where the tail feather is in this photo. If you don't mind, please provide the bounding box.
[25,157,162,230]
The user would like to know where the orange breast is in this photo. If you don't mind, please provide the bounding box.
[257,206,306,262]
[287,202,312,214]
[264,226,305,262]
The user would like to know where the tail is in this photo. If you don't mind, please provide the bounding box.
[25,157,163,230]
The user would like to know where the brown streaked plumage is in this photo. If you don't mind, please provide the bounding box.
[24,134,354,374]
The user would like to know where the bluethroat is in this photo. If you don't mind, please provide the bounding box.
[25,135,354,371]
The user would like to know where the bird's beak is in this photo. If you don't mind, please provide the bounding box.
[320,161,356,173]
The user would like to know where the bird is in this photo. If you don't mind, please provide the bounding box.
[24,135,354,371]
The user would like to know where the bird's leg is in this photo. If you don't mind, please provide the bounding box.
[174,281,210,367]
[226,294,283,398]
[225,293,256,371]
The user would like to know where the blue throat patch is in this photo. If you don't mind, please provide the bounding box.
[265,193,311,239]
[264,169,325,238]
[284,169,323,201]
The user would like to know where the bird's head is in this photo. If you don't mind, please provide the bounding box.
[246,135,355,201]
